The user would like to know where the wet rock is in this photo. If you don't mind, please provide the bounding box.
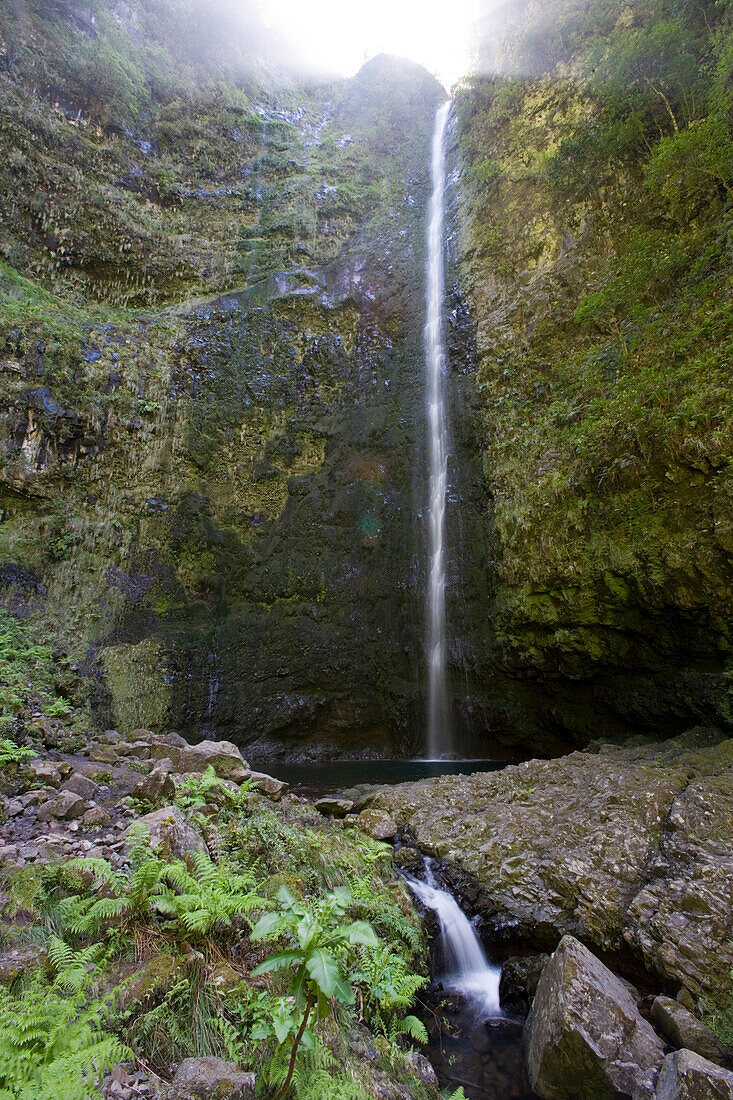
[651,997,728,1065]
[160,1056,255,1100]
[130,767,175,804]
[355,808,398,841]
[130,806,207,861]
[37,789,86,821]
[0,944,46,984]
[315,796,355,817]
[655,1049,733,1099]
[63,773,98,800]
[247,771,288,800]
[404,1051,438,1086]
[393,846,423,872]
[499,954,549,1016]
[524,935,665,1099]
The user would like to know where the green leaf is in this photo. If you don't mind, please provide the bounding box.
[344,920,378,946]
[304,948,340,997]
[330,885,352,909]
[251,950,302,977]
[250,911,283,942]
[331,970,355,1006]
[250,1022,272,1040]
[277,885,304,915]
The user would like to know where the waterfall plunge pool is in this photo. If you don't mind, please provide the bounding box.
[253,758,507,795]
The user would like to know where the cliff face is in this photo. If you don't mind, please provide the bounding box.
[1,0,731,761]
[444,0,733,751]
[0,0,445,757]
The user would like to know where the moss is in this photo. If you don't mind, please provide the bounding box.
[100,640,173,735]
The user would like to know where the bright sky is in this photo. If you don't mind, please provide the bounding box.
[259,0,481,89]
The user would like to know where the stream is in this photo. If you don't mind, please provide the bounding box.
[404,859,538,1100]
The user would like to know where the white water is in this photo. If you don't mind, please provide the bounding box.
[404,860,502,1017]
[425,101,452,760]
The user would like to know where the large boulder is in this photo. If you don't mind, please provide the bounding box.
[129,807,207,861]
[247,771,288,800]
[161,1056,255,1100]
[36,789,86,822]
[651,996,728,1065]
[654,1049,733,1099]
[178,740,250,782]
[130,767,176,804]
[524,935,665,1099]
[63,773,98,801]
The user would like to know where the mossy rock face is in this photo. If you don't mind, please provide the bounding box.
[100,641,173,735]
[441,20,733,750]
[0,9,444,756]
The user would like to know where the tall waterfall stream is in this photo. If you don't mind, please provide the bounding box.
[425,101,452,760]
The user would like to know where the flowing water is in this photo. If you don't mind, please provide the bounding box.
[405,859,538,1099]
[425,101,452,760]
[404,858,502,1016]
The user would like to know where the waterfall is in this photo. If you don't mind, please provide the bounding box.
[404,859,502,1017]
[425,101,452,760]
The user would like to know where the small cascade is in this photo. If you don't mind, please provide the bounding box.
[404,859,502,1017]
[425,101,452,760]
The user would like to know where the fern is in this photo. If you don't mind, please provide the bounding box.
[0,980,129,1100]
[47,935,105,993]
[163,851,265,935]
[0,739,36,766]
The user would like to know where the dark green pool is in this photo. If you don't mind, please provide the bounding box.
[253,759,507,795]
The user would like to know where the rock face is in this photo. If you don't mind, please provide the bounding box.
[654,1050,733,1100]
[370,731,733,1006]
[524,936,665,1100]
[0,14,444,760]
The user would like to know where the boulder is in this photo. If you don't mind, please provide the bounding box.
[524,935,665,1099]
[655,1049,733,1099]
[160,1056,255,1100]
[36,789,86,821]
[87,743,118,764]
[355,808,398,841]
[404,1051,439,1086]
[117,740,151,759]
[130,806,207,861]
[651,996,728,1065]
[131,767,176,804]
[178,740,250,782]
[247,771,287,800]
[82,805,110,827]
[28,760,62,787]
[63,773,98,800]
[499,954,549,1016]
[315,797,355,817]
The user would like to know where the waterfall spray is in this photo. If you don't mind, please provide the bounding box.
[425,101,451,760]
